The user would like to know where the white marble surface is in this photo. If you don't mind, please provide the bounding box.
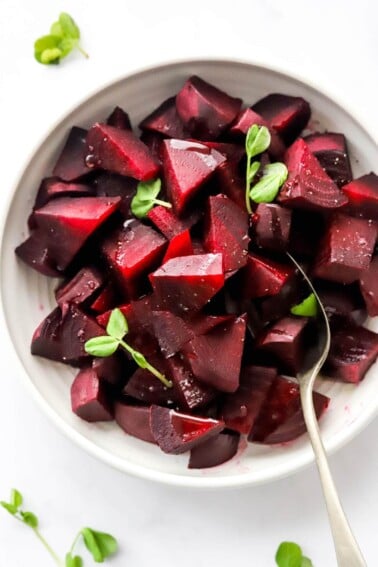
[0,1,377,565]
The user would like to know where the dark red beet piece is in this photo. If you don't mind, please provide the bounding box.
[150,253,225,314]
[106,106,132,130]
[182,315,246,393]
[124,357,176,406]
[102,220,167,298]
[114,403,156,444]
[279,139,348,211]
[30,307,63,361]
[55,266,104,315]
[360,256,378,316]
[221,366,277,435]
[257,316,309,375]
[203,194,249,272]
[324,316,378,383]
[253,203,292,252]
[252,94,311,145]
[34,196,121,272]
[162,229,193,264]
[288,210,325,258]
[86,123,160,181]
[188,431,240,469]
[313,214,376,284]
[228,107,285,158]
[92,353,126,386]
[15,232,60,277]
[316,280,364,317]
[35,177,94,209]
[243,253,294,298]
[304,132,352,187]
[147,205,199,239]
[176,75,242,140]
[52,127,90,181]
[151,311,193,357]
[187,314,234,336]
[342,173,378,219]
[150,405,224,454]
[162,139,226,215]
[71,368,113,422]
[166,356,216,411]
[215,161,245,210]
[90,283,117,313]
[93,172,137,218]
[140,132,164,164]
[200,141,245,164]
[139,97,188,139]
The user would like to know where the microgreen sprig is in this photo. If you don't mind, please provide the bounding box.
[34,13,88,65]
[1,489,118,566]
[245,124,271,213]
[131,178,172,218]
[275,541,313,566]
[85,308,173,388]
[249,162,288,204]
[291,293,318,317]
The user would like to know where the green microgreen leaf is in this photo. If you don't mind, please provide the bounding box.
[301,558,313,567]
[245,124,271,158]
[84,336,119,357]
[291,293,318,317]
[66,553,84,567]
[131,351,148,368]
[106,308,128,340]
[131,178,172,218]
[275,542,304,567]
[249,162,288,203]
[10,489,23,509]
[34,13,88,65]
[20,511,39,528]
[59,13,80,40]
[0,501,18,515]
[34,35,62,64]
[81,527,118,562]
[248,160,260,182]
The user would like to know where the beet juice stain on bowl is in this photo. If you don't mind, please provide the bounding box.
[2,60,378,486]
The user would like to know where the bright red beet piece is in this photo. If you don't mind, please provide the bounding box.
[228,107,285,158]
[313,214,376,284]
[182,315,246,393]
[304,132,352,187]
[162,139,226,215]
[123,356,176,406]
[86,123,160,181]
[176,75,242,140]
[139,96,188,139]
[342,173,378,219]
[90,283,117,313]
[166,356,216,411]
[360,256,378,316]
[253,203,292,252]
[93,172,137,218]
[151,310,193,357]
[35,177,94,209]
[243,253,294,298]
[252,93,311,145]
[71,368,113,422]
[147,205,199,239]
[279,139,348,210]
[203,194,249,272]
[188,432,240,469]
[162,229,193,264]
[150,253,225,314]
[150,405,224,454]
[52,127,90,181]
[15,232,60,277]
[106,106,132,130]
[55,266,104,315]
[33,196,121,272]
[115,403,156,443]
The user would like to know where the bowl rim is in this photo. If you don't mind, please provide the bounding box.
[1,56,377,489]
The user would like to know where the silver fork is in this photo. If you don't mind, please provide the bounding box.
[287,253,367,567]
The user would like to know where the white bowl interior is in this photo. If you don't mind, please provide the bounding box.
[1,60,377,487]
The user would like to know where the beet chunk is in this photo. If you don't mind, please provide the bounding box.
[324,316,378,383]
[188,432,240,469]
[253,203,292,252]
[93,172,137,218]
[316,280,364,318]
[35,177,94,209]
[228,107,285,158]
[150,405,224,454]
[52,127,90,181]
[279,139,348,210]
[147,205,199,239]
[124,357,175,406]
[92,354,126,386]
[342,173,378,219]
[166,356,216,411]
[151,311,193,357]
[182,315,246,393]
[201,141,245,164]
[86,123,160,181]
[30,307,63,361]
[71,368,113,422]
[176,75,242,140]
[140,96,188,139]
[33,196,120,272]
[304,132,352,187]
[288,210,325,258]
[55,266,104,315]
[106,106,132,130]
[360,256,378,316]
[313,214,376,284]
[15,231,60,277]
[216,161,245,210]
[221,366,277,435]
[90,283,117,313]
[162,229,193,264]
[114,403,156,443]
[150,253,224,314]
[162,139,225,215]
[252,93,311,145]
[243,253,294,298]
[203,194,249,272]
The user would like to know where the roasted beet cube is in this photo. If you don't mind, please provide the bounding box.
[90,283,117,313]
[342,173,378,219]
[176,75,242,140]
[71,368,113,422]
[203,194,249,272]
[52,127,90,181]
[215,161,245,210]
[279,139,348,210]
[253,203,292,252]
[313,214,376,284]
[114,403,156,443]
[150,253,224,314]
[55,266,104,315]
[140,96,188,139]
[150,405,224,454]
[162,139,225,215]
[288,210,325,258]
[151,310,193,357]
[93,172,137,218]
[33,196,120,272]
[360,256,378,316]
[257,316,309,374]
[228,107,285,158]
[86,123,160,181]
[182,315,246,393]
[324,316,378,383]
[316,280,364,318]
[252,93,311,145]
[15,232,60,277]
[102,220,167,298]
[147,205,199,239]
[34,177,94,209]
[187,314,234,336]
[162,229,193,264]
[124,357,175,406]
[221,366,277,435]
[200,141,245,164]
[188,431,240,469]
[304,132,352,187]
[166,356,216,411]
[92,353,126,386]
[106,106,132,130]
[243,253,294,298]
[30,307,63,361]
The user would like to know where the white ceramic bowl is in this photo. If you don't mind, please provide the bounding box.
[1,59,377,488]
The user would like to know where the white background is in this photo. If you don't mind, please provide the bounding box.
[0,1,377,565]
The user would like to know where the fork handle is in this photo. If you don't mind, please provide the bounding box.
[300,385,367,567]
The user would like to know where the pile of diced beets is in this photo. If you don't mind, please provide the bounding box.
[16,75,378,469]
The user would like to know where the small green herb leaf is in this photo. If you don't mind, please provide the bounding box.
[132,351,148,368]
[21,511,39,528]
[291,293,318,317]
[34,35,62,64]
[275,542,303,567]
[245,125,271,158]
[66,553,84,567]
[84,336,119,357]
[10,489,23,509]
[34,13,88,65]
[301,558,313,567]
[248,160,260,182]
[250,162,288,203]
[58,13,80,40]
[81,527,118,562]
[0,501,18,515]
[131,178,171,218]
[106,308,128,340]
